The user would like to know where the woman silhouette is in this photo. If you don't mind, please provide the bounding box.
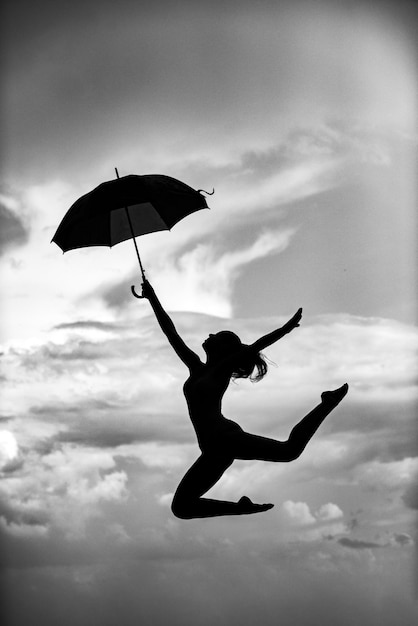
[141,279,348,519]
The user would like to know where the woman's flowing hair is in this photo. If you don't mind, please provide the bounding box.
[231,345,268,383]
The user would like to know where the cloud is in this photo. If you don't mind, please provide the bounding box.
[0,517,49,538]
[52,408,193,449]
[3,121,415,343]
[316,502,344,522]
[353,458,418,494]
[221,157,340,220]
[0,200,29,255]
[0,443,129,540]
[54,320,123,332]
[0,430,19,469]
[6,0,415,188]
[337,537,383,550]
[103,229,296,315]
[392,533,413,547]
[1,301,416,583]
[283,500,317,525]
[402,481,418,510]
[2,312,417,463]
[281,500,346,541]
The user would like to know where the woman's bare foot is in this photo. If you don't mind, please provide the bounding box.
[237,496,274,514]
[321,383,349,406]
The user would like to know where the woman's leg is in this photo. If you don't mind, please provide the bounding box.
[232,383,348,462]
[171,453,273,519]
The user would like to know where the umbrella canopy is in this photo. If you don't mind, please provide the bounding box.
[52,173,210,294]
[52,174,209,252]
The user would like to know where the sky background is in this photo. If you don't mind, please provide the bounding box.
[1,1,417,624]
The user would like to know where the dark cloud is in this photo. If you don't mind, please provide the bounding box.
[402,481,418,510]
[54,414,193,448]
[0,415,13,423]
[16,340,112,364]
[0,529,99,569]
[0,503,49,530]
[293,407,418,487]
[393,533,413,547]
[298,388,418,472]
[0,203,29,255]
[102,280,133,309]
[338,537,383,550]
[347,517,360,531]
[237,123,358,181]
[4,0,415,185]
[0,457,24,474]
[14,335,145,375]
[30,398,125,418]
[5,2,263,180]
[53,320,124,332]
[29,398,193,449]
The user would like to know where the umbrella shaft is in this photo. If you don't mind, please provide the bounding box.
[115,168,145,280]
[124,206,146,279]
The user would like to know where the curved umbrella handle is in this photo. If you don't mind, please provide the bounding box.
[131,285,144,299]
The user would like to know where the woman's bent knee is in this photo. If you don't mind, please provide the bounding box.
[171,494,194,520]
[281,439,304,462]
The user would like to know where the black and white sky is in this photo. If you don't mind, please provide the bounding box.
[1,1,417,625]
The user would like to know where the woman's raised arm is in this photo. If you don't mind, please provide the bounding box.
[141,280,201,370]
[250,308,302,352]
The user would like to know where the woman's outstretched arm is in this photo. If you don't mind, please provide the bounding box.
[141,280,201,370]
[209,309,303,378]
[250,308,302,352]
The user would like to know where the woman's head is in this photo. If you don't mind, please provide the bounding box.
[202,331,242,357]
[203,331,268,382]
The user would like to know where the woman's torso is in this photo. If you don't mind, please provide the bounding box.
[183,364,242,448]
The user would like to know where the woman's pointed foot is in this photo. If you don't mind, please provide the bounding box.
[237,496,274,515]
[321,383,349,406]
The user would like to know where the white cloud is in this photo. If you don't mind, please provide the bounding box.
[152,229,296,317]
[158,493,174,507]
[282,500,344,527]
[224,157,340,217]
[67,470,127,504]
[280,500,347,542]
[316,503,344,521]
[354,458,418,493]
[0,444,129,540]
[0,430,19,469]
[283,500,316,526]
[0,181,118,343]
[134,443,188,469]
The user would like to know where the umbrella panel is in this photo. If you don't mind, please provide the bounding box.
[110,203,168,246]
[53,214,111,251]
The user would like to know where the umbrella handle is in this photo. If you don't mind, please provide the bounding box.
[131,285,144,299]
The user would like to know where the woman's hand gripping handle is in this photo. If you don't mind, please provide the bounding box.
[131,279,154,300]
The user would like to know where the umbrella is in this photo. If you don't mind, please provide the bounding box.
[52,169,211,297]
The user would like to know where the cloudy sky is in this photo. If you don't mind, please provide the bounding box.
[1,1,417,624]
